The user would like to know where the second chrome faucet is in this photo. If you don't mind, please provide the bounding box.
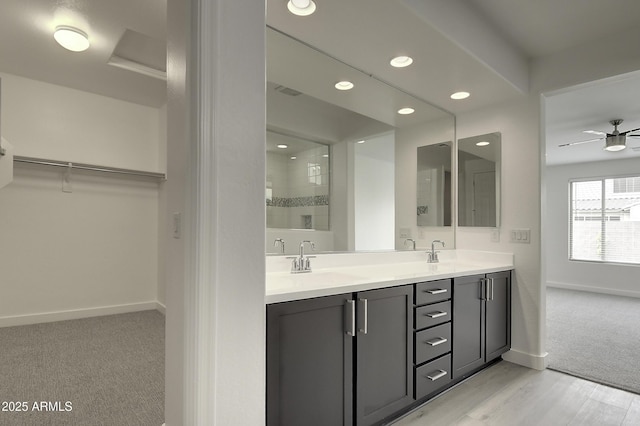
[287,240,315,273]
[428,240,445,263]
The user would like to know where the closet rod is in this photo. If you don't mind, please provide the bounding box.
[13,156,166,180]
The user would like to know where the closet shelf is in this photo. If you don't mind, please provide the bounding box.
[13,155,166,180]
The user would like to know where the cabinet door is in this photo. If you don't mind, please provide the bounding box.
[452,274,485,379]
[356,285,414,426]
[267,294,353,426]
[485,270,512,362]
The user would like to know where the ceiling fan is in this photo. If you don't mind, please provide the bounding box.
[559,119,640,151]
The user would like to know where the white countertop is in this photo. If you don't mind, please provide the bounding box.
[266,250,514,304]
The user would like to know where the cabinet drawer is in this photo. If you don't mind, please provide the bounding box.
[415,301,451,330]
[415,323,451,365]
[415,279,451,305]
[415,354,452,400]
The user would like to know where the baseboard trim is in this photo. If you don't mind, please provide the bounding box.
[0,301,162,328]
[156,301,166,315]
[502,348,548,371]
[547,281,640,299]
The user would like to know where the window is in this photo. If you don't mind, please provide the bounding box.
[570,176,640,265]
[307,162,322,185]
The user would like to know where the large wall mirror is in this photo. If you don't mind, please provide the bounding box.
[417,142,452,226]
[458,132,501,227]
[266,27,455,254]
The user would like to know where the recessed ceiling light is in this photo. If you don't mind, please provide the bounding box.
[450,91,470,100]
[290,156,297,160]
[54,26,90,52]
[277,144,288,149]
[398,107,415,115]
[390,56,413,68]
[322,154,329,158]
[476,141,490,146]
[287,0,316,16]
[357,140,365,144]
[335,81,354,91]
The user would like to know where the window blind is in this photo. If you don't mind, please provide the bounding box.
[570,177,640,265]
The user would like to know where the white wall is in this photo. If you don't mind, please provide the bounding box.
[354,132,395,251]
[165,0,266,424]
[0,72,163,327]
[546,158,640,297]
[455,96,544,369]
[395,117,455,250]
[1,72,162,172]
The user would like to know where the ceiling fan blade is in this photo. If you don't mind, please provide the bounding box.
[558,138,603,147]
[622,127,640,135]
[627,134,640,138]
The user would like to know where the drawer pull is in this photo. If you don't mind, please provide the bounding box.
[426,311,447,319]
[426,369,448,381]
[426,289,447,295]
[425,337,448,346]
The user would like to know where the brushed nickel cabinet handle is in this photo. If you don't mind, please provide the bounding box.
[345,300,356,336]
[425,337,448,346]
[427,370,448,381]
[358,298,368,335]
[489,277,495,301]
[426,311,447,318]
[426,289,447,295]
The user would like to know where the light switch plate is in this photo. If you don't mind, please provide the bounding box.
[509,228,530,244]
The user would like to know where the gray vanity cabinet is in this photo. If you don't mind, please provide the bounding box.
[266,293,354,426]
[452,271,511,380]
[267,285,413,426]
[356,285,414,426]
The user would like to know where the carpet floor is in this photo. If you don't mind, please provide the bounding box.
[546,287,640,395]
[0,310,164,426]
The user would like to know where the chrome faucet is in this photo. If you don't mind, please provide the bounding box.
[404,238,416,251]
[428,240,445,263]
[287,240,316,273]
[274,238,285,254]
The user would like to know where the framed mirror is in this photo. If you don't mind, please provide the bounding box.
[458,132,501,227]
[416,142,452,227]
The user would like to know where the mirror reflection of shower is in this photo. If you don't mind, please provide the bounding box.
[266,130,330,231]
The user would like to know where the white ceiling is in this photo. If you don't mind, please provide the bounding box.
[545,71,640,166]
[0,0,166,107]
[466,0,640,58]
[2,0,640,165]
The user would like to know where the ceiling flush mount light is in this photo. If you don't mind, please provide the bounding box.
[604,135,626,152]
[476,141,490,146]
[390,56,413,68]
[277,144,288,149]
[290,156,297,160]
[287,0,317,16]
[357,140,365,144]
[54,26,90,52]
[335,81,354,91]
[398,107,415,115]
[450,91,470,100]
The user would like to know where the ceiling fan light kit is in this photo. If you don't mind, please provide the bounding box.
[605,134,626,151]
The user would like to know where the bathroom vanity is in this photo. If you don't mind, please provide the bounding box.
[266,250,513,426]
